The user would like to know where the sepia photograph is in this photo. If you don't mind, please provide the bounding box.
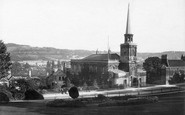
[0,0,185,115]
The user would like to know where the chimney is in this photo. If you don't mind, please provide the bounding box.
[161,54,168,66]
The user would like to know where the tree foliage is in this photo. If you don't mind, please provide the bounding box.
[11,61,31,76]
[69,74,81,86]
[57,60,61,69]
[11,61,22,75]
[23,63,30,71]
[169,71,185,84]
[143,57,161,73]
[143,57,162,84]
[93,80,99,89]
[0,40,11,79]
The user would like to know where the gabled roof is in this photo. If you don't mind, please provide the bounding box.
[82,53,120,61]
[53,69,66,76]
[168,60,185,67]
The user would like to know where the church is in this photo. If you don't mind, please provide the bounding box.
[70,4,146,88]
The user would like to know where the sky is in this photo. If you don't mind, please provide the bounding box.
[0,0,185,53]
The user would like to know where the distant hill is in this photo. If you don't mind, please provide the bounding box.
[6,43,97,61]
[137,51,185,60]
[6,43,185,61]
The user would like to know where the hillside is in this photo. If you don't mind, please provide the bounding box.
[6,43,185,61]
[6,43,96,61]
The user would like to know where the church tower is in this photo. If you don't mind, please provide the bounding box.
[119,4,137,75]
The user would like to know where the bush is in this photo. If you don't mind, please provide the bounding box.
[39,89,48,94]
[118,84,124,89]
[46,99,86,107]
[24,89,44,100]
[98,96,158,107]
[0,92,9,104]
[96,94,107,100]
[68,86,79,99]
[14,92,25,100]
[0,86,14,100]
[111,95,137,100]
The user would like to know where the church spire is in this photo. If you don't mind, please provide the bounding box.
[124,3,133,43]
[125,3,131,34]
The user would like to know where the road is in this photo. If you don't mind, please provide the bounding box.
[43,84,184,99]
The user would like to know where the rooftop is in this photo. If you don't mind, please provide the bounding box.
[71,53,120,63]
[168,60,185,67]
[82,53,120,61]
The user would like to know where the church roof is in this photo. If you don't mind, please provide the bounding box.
[168,60,185,67]
[82,53,120,61]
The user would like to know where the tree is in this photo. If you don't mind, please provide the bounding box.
[143,57,162,84]
[46,61,51,74]
[0,40,11,79]
[93,80,99,89]
[57,60,61,69]
[169,71,185,84]
[23,63,30,71]
[11,61,22,76]
[51,60,55,70]
[83,82,88,90]
[69,74,81,86]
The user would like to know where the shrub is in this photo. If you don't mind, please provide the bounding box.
[110,95,137,100]
[46,99,86,107]
[14,92,25,100]
[40,89,48,94]
[24,89,44,100]
[0,92,9,104]
[96,94,107,100]
[98,96,158,107]
[118,84,124,89]
[68,86,79,99]
[0,86,14,100]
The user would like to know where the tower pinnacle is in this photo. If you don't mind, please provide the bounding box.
[125,3,131,34]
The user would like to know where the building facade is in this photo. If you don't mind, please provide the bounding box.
[71,53,120,86]
[161,54,185,84]
[46,69,67,90]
